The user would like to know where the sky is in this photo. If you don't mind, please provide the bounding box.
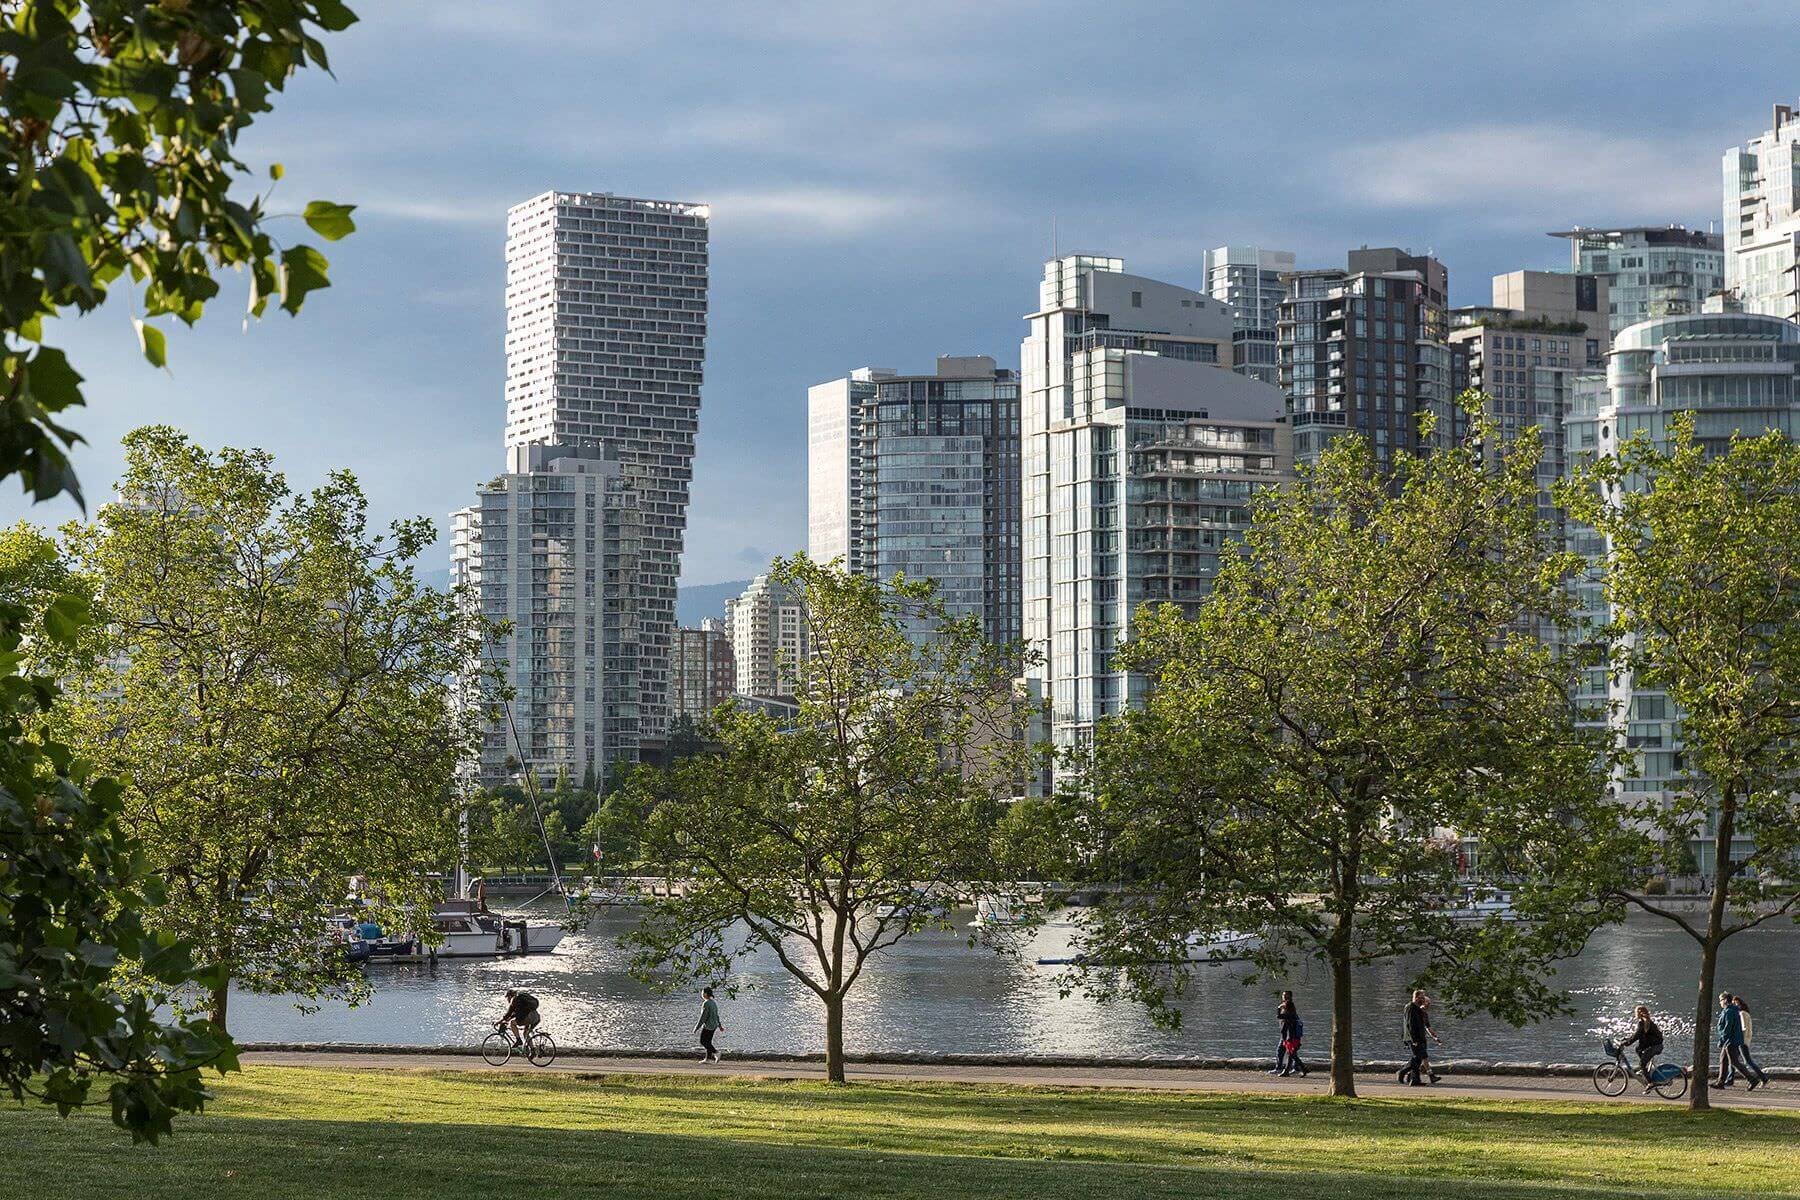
[11,0,1799,584]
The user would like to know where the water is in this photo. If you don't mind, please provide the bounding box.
[231,910,1800,1064]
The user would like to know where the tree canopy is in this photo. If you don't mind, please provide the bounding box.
[622,556,1033,1082]
[1558,415,1800,1110]
[49,426,493,1029]
[1069,412,1605,1097]
[1,0,358,505]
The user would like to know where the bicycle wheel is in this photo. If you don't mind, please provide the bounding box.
[1592,1062,1628,1097]
[527,1031,557,1067]
[480,1031,515,1067]
[1653,1068,1688,1101]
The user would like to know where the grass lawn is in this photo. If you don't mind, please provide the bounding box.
[3,1066,1797,1199]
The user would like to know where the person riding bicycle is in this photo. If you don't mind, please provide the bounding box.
[1619,1004,1664,1091]
[499,988,541,1048]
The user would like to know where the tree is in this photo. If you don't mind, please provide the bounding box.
[623,556,1030,1082]
[581,789,642,871]
[1,0,358,505]
[1071,415,1604,1097]
[55,427,494,1030]
[1559,416,1800,1111]
[0,591,234,1141]
[463,788,539,874]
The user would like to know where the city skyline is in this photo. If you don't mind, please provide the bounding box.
[2,3,1795,586]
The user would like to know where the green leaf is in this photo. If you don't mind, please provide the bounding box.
[43,593,90,647]
[41,233,94,300]
[279,245,332,314]
[302,201,356,241]
[25,348,84,414]
[133,321,167,369]
[269,163,285,180]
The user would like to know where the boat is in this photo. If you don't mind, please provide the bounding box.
[1439,885,1520,922]
[1181,929,1262,960]
[967,897,1027,927]
[331,901,565,961]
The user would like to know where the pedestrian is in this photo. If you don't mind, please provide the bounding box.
[1276,990,1308,1077]
[1715,991,1757,1090]
[696,985,724,1062]
[1734,995,1771,1089]
[1398,989,1442,1086]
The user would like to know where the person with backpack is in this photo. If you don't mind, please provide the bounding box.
[1398,990,1442,1086]
[1276,990,1308,1077]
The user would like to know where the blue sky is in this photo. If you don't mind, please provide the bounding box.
[12,0,1797,583]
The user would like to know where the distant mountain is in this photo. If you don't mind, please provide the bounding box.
[678,578,749,627]
[419,566,452,592]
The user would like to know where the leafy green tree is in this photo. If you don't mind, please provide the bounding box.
[1072,416,1604,1097]
[1559,416,1800,1110]
[581,790,642,871]
[464,788,538,874]
[0,592,234,1141]
[1,0,358,504]
[623,556,1030,1082]
[55,427,493,1030]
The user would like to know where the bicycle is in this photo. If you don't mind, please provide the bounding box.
[481,1019,558,1067]
[1593,1037,1687,1100]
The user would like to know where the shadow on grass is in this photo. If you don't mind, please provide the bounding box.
[0,1107,1781,1200]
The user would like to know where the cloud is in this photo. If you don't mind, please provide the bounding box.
[1332,124,1725,224]
[704,186,937,237]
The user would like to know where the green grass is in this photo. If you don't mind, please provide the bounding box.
[3,1066,1797,1199]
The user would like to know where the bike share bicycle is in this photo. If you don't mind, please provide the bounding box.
[1593,1038,1687,1100]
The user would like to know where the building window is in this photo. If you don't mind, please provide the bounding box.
[1131,291,1143,308]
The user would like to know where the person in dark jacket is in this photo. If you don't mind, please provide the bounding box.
[1716,991,1757,1089]
[1276,990,1308,1077]
[1619,1004,1664,1090]
[1398,990,1442,1086]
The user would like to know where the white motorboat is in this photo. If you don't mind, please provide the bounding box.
[1182,929,1262,961]
[1439,885,1521,922]
[430,900,566,957]
[967,896,1027,927]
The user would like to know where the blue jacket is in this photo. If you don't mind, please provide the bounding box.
[1718,1004,1744,1046]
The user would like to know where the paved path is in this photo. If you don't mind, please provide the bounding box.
[242,1049,1799,1110]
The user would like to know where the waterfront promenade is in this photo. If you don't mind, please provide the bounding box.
[244,1046,1800,1109]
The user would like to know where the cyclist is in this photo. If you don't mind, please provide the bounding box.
[1619,1004,1664,1092]
[499,988,541,1048]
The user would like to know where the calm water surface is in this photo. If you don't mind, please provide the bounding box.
[232,910,1800,1064]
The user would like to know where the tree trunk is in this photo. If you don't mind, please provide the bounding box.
[1688,800,1735,1112]
[1329,938,1357,1098]
[824,991,846,1084]
[209,977,231,1032]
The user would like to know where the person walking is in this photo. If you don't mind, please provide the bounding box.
[1735,995,1771,1089]
[1715,991,1756,1090]
[1398,990,1442,1086]
[1276,991,1308,1078]
[696,986,724,1063]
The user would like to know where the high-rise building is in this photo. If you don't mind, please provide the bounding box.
[806,367,892,574]
[1021,255,1291,753]
[1203,245,1296,387]
[726,572,808,701]
[1278,247,1452,468]
[503,190,708,744]
[1564,311,1800,871]
[1724,102,1800,322]
[451,443,643,788]
[673,619,735,721]
[809,356,1022,642]
[1550,226,1724,338]
[1450,268,1611,533]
